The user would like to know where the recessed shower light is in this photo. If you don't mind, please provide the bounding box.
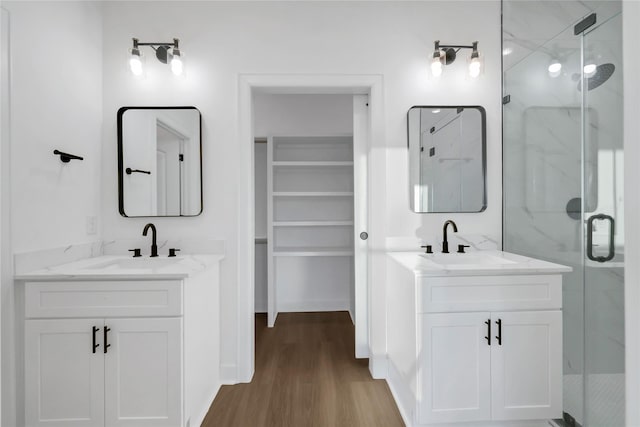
[584,63,597,77]
[548,60,562,78]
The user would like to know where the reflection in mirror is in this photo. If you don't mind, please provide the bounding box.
[118,107,202,217]
[408,106,486,213]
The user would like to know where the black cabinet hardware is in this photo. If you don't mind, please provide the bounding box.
[168,248,180,257]
[457,244,471,253]
[126,168,151,175]
[53,150,83,163]
[495,319,502,345]
[360,232,369,241]
[92,326,100,353]
[484,319,491,345]
[104,326,111,354]
[587,213,615,262]
[420,244,433,254]
[128,248,142,258]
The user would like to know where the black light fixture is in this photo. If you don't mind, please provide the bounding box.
[431,40,481,78]
[129,38,184,77]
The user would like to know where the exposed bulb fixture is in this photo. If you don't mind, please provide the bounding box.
[548,59,562,78]
[468,42,481,78]
[128,38,184,77]
[171,48,184,76]
[429,40,481,78]
[431,49,443,77]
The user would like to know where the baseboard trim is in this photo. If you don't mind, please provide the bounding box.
[219,364,238,385]
[278,300,350,312]
[368,352,388,379]
[190,383,221,427]
[387,358,414,427]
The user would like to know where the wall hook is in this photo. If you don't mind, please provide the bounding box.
[126,168,151,175]
[53,150,83,163]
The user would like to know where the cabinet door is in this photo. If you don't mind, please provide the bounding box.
[104,317,182,427]
[25,319,104,427]
[491,310,562,420]
[418,312,491,424]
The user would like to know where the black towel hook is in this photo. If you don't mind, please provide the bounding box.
[54,150,83,163]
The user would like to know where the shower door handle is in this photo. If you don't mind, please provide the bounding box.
[587,213,615,262]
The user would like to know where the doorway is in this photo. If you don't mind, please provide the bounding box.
[237,75,384,382]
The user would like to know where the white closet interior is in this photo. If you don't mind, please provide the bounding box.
[253,94,355,327]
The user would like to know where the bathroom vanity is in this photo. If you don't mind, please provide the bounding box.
[386,251,571,426]
[15,254,222,427]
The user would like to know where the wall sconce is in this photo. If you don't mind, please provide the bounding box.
[129,38,184,77]
[431,40,482,78]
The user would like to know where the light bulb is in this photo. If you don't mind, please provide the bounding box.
[584,63,597,77]
[469,56,481,78]
[548,60,562,78]
[129,50,143,76]
[431,53,443,77]
[171,55,183,76]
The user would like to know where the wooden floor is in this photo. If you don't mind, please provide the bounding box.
[202,312,404,427]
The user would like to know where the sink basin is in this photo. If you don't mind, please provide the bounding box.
[85,257,180,270]
[420,252,517,268]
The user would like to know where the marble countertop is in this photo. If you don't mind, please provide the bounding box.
[14,254,224,281]
[388,250,572,277]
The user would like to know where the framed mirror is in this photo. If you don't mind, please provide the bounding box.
[118,106,203,217]
[408,106,486,213]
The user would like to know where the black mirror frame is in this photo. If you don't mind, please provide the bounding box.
[407,105,487,214]
[117,106,204,218]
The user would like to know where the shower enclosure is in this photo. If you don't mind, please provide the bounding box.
[503,1,624,426]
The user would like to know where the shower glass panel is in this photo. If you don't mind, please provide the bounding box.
[503,1,623,426]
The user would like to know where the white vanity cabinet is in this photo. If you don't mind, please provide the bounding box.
[23,280,183,427]
[18,255,222,427]
[419,310,562,424]
[386,252,569,427]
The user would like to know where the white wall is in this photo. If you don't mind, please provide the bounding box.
[100,1,501,381]
[1,2,103,425]
[5,1,103,253]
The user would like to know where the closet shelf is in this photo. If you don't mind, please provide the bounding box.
[273,220,354,227]
[272,161,354,167]
[272,247,354,257]
[273,191,354,197]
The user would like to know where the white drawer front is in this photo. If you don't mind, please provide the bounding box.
[418,275,562,313]
[25,281,183,318]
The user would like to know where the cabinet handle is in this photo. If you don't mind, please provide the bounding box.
[484,319,491,345]
[92,326,100,354]
[495,319,502,345]
[104,326,111,354]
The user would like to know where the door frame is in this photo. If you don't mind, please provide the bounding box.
[237,74,384,382]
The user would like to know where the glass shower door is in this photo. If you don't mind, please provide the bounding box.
[581,12,625,427]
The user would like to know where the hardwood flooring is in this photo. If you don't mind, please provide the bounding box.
[202,312,404,427]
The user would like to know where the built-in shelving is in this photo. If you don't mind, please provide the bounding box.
[267,135,355,327]
[272,247,354,257]
[273,220,354,227]
[273,191,354,197]
[272,161,354,167]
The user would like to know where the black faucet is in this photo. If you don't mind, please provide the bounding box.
[442,220,458,253]
[142,223,158,257]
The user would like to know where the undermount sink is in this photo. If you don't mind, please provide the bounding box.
[85,257,180,270]
[420,252,518,267]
